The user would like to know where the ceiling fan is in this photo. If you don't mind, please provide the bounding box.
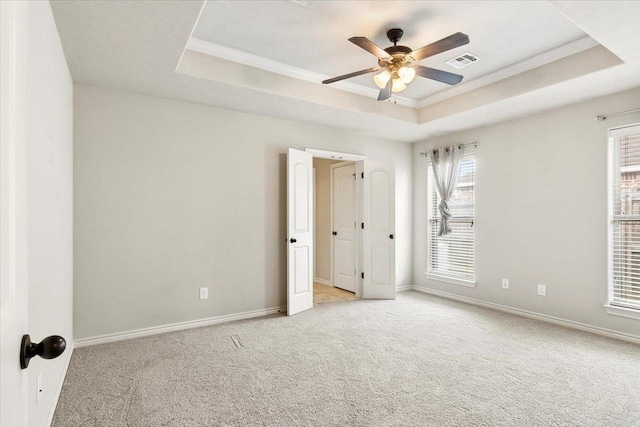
[322,29,470,101]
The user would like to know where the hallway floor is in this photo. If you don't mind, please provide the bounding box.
[313,282,358,305]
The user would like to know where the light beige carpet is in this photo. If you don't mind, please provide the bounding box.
[53,291,640,426]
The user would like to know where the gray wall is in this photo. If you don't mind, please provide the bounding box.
[74,84,412,339]
[26,2,74,425]
[413,86,640,338]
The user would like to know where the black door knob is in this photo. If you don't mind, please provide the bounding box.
[290,238,297,243]
[20,334,66,369]
[389,234,394,239]
[332,231,337,236]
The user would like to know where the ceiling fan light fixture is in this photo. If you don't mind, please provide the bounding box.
[373,70,391,89]
[398,66,416,84]
[391,78,406,93]
[324,29,468,101]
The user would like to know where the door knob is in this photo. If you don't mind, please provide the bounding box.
[332,231,337,236]
[389,234,394,239]
[290,238,297,243]
[20,334,66,369]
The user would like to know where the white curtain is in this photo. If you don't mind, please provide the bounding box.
[430,145,465,236]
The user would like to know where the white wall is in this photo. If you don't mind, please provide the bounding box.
[73,84,412,339]
[413,86,640,339]
[26,2,74,425]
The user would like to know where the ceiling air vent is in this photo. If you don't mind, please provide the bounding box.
[445,52,480,69]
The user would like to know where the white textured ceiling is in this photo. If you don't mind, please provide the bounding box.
[192,1,587,100]
[50,1,640,143]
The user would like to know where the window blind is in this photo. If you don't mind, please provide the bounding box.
[427,155,475,281]
[610,124,640,310]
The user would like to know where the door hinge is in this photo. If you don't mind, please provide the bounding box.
[361,172,364,179]
[361,222,364,229]
[361,272,364,279]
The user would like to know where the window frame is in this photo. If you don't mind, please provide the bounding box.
[425,151,476,288]
[605,123,640,320]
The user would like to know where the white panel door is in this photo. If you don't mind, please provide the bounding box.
[362,160,395,299]
[1,2,29,425]
[287,148,314,315]
[333,163,356,292]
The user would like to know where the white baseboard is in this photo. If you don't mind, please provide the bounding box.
[412,285,640,345]
[395,285,413,292]
[74,306,286,348]
[314,277,332,286]
[46,342,74,427]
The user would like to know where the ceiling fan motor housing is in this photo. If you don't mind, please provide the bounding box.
[384,46,412,56]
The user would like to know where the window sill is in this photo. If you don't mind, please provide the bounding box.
[603,304,640,321]
[424,273,476,288]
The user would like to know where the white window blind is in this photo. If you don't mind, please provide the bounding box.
[427,155,475,282]
[609,124,640,311]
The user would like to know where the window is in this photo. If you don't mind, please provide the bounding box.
[608,124,640,316]
[427,154,475,284]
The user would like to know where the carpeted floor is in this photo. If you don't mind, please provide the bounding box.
[53,291,640,426]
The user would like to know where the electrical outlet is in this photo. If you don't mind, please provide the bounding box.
[36,373,42,404]
[537,284,546,296]
[502,278,509,289]
[199,287,208,300]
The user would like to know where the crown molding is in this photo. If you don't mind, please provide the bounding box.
[417,36,599,108]
[186,36,598,112]
[186,37,418,108]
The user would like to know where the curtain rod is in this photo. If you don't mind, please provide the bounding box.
[596,108,640,121]
[419,141,478,157]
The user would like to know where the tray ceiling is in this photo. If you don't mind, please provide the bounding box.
[50,1,640,142]
[191,1,588,102]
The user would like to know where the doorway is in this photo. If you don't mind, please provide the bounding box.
[287,148,396,316]
[313,159,357,303]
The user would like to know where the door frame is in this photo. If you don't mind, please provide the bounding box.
[306,148,367,298]
[329,161,359,295]
[305,148,366,162]
[1,1,30,424]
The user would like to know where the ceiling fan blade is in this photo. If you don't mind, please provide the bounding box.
[415,66,464,85]
[409,32,469,62]
[322,67,379,85]
[349,37,390,59]
[377,79,392,101]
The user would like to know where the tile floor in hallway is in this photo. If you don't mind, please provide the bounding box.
[313,282,358,305]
